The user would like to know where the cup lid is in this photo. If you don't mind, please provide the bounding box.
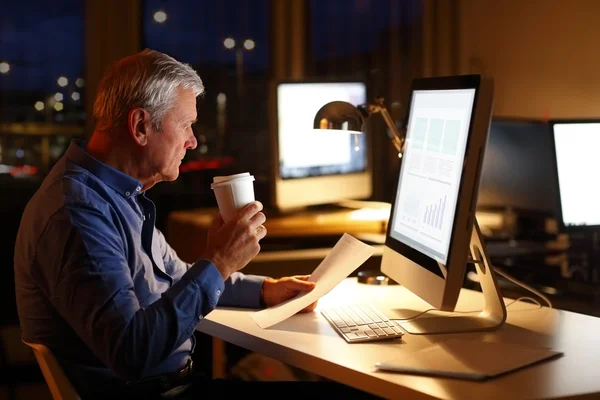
[211,173,255,189]
[213,172,251,184]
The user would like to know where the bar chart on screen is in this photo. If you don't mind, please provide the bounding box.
[423,195,447,230]
[420,191,449,242]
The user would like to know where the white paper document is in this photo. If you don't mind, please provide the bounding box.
[250,233,375,329]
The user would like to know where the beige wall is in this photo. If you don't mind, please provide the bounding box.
[457,0,600,119]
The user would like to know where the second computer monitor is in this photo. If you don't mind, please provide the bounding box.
[271,80,371,211]
[382,75,494,313]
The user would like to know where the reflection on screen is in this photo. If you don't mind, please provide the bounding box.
[553,123,600,227]
[390,89,476,264]
[277,82,367,179]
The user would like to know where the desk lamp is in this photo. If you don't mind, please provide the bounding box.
[313,97,402,284]
[313,97,405,156]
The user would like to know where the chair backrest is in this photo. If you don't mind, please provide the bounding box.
[22,340,80,400]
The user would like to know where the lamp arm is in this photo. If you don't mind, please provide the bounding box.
[363,98,404,154]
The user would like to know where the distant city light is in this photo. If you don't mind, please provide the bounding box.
[153,10,167,23]
[71,92,80,101]
[54,102,64,111]
[75,77,84,88]
[34,101,45,111]
[243,39,255,50]
[216,93,227,106]
[0,62,9,74]
[57,76,68,87]
[223,38,235,49]
[54,92,64,102]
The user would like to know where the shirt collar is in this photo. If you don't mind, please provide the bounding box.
[65,139,144,198]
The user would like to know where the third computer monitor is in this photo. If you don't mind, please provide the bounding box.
[550,120,600,230]
[381,75,494,312]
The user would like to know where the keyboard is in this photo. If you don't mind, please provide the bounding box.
[321,304,405,343]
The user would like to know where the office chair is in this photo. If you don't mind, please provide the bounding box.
[22,340,80,400]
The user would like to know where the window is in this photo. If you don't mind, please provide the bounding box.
[0,0,85,179]
[143,0,270,164]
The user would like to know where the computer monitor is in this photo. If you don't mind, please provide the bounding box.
[381,74,506,334]
[270,80,371,211]
[478,118,558,215]
[550,120,600,231]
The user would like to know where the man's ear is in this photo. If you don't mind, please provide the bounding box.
[128,108,150,146]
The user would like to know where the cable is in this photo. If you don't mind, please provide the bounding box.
[389,261,553,323]
[391,308,436,322]
[391,296,543,322]
[492,266,553,309]
[504,296,542,309]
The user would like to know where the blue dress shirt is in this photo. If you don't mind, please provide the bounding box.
[14,140,265,394]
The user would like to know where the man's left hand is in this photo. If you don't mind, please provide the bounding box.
[261,275,317,312]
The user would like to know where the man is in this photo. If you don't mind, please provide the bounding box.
[14,49,377,399]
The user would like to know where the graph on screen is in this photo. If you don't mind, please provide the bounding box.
[423,195,447,229]
[416,174,452,240]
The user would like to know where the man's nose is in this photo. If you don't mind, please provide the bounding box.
[187,133,198,150]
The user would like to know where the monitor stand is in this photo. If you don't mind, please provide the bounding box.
[397,219,507,335]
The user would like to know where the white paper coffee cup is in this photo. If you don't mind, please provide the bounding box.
[211,172,256,222]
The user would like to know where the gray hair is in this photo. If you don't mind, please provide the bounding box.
[93,49,204,133]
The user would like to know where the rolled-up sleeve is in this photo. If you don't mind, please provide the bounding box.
[32,204,224,382]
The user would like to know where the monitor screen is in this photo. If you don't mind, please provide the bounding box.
[389,88,476,265]
[277,82,367,179]
[271,81,372,211]
[478,119,558,215]
[551,121,600,228]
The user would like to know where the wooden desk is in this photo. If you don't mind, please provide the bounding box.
[167,205,390,264]
[197,278,600,400]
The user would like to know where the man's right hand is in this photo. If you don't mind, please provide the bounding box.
[201,201,267,281]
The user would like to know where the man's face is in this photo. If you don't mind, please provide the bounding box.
[145,87,198,182]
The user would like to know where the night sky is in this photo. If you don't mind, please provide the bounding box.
[0,0,422,90]
[144,0,270,70]
[0,0,83,91]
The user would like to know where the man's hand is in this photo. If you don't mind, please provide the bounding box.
[201,201,267,281]
[261,275,318,313]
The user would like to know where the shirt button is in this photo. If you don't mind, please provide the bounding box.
[136,186,141,192]
[125,191,131,196]
[197,315,203,321]
[216,290,221,297]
